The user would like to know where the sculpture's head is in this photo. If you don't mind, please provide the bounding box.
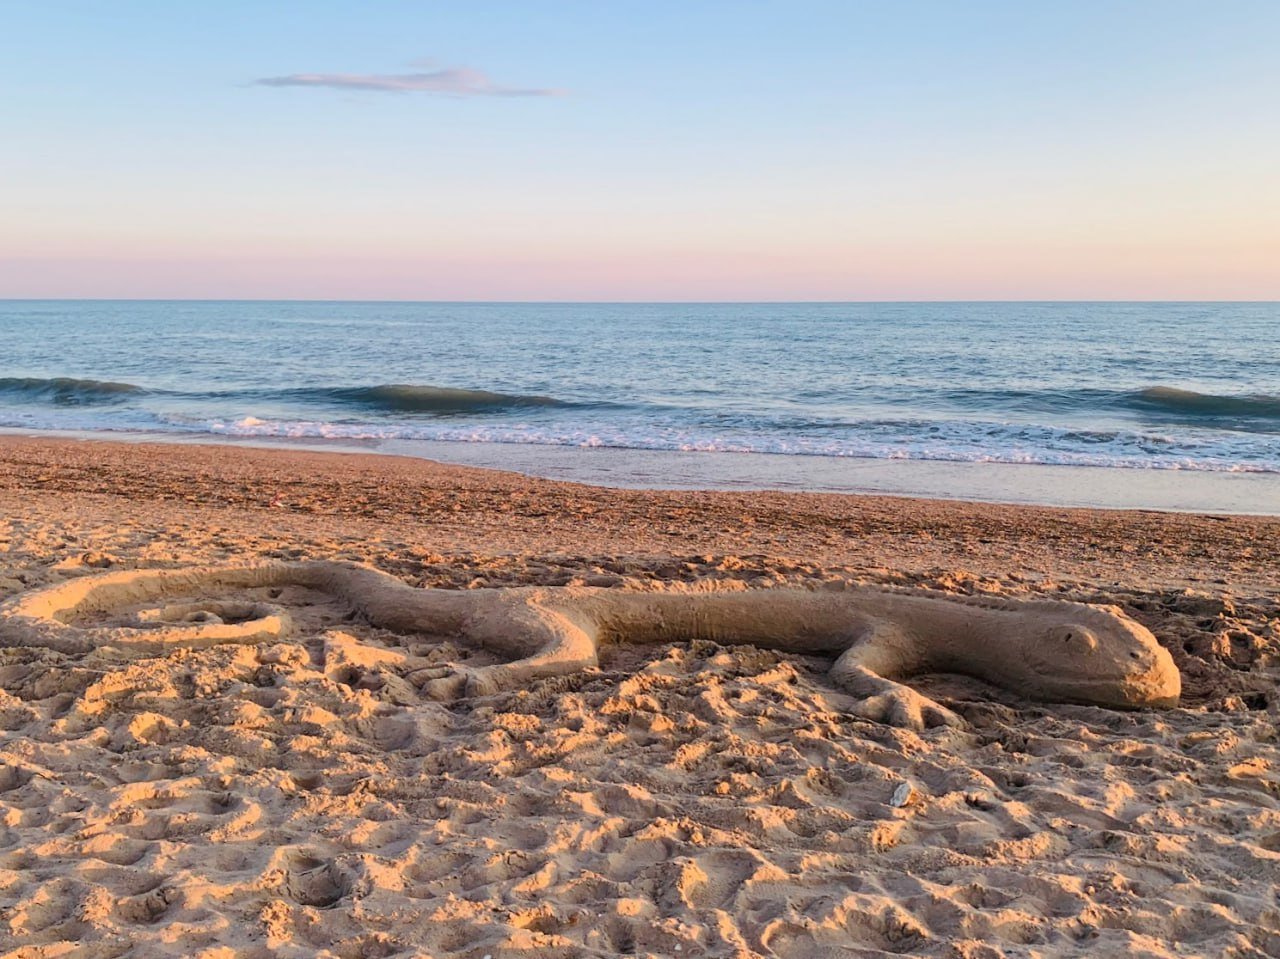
[1019,603,1180,709]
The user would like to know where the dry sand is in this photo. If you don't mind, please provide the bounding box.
[0,435,1278,959]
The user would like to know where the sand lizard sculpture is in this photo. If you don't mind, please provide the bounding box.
[0,561,1180,729]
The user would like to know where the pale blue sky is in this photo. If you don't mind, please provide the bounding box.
[2,1,1277,299]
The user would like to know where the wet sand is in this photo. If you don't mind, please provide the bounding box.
[1,435,1278,958]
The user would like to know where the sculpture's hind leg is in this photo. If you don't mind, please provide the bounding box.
[410,597,599,701]
[829,625,961,731]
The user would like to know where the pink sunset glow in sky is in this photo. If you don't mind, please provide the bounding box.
[3,1,1277,300]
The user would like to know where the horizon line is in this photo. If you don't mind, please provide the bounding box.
[3,297,1279,306]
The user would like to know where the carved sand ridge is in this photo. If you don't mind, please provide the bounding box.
[0,560,1180,730]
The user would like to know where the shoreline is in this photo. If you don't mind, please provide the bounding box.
[3,433,1277,592]
[4,426,1278,516]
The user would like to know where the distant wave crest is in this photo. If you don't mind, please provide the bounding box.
[1127,387,1280,421]
[0,378,571,415]
[300,384,569,414]
[0,377,147,405]
[935,385,1280,425]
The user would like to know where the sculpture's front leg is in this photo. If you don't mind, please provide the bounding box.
[829,625,961,731]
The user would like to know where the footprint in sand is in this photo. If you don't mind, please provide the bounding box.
[283,851,350,908]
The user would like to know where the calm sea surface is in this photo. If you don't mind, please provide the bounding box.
[2,301,1278,507]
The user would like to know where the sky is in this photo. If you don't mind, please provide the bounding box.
[1,1,1278,301]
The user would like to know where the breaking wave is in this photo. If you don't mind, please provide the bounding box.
[1126,387,1280,422]
[0,379,576,416]
[287,384,571,414]
[0,377,148,405]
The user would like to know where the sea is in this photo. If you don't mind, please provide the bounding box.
[2,301,1278,513]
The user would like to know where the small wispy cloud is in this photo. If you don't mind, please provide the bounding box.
[254,64,562,97]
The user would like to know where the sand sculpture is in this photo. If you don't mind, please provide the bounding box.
[0,561,1180,729]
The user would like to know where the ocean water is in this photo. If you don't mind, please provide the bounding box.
[2,301,1278,508]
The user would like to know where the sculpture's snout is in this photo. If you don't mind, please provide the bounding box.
[1128,645,1181,708]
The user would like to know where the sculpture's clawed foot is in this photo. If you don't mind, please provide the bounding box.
[406,665,505,701]
[407,665,471,701]
[849,687,962,732]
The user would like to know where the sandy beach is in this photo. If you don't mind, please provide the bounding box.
[2,435,1279,958]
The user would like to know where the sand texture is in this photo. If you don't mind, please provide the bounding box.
[1,436,1279,959]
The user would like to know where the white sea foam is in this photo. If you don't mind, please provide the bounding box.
[133,412,1278,474]
[1,401,1273,474]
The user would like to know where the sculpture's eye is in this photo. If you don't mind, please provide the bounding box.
[1058,627,1098,651]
